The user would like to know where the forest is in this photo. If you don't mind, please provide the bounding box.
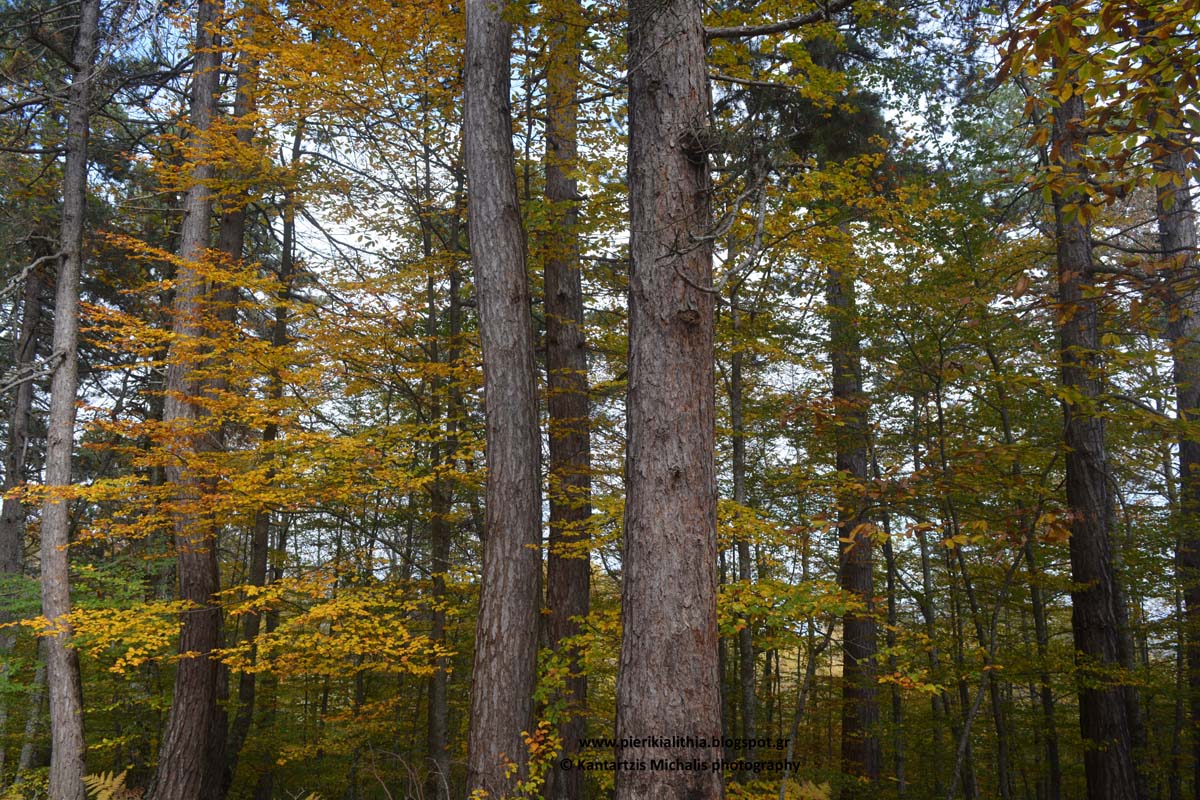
[0,0,1197,796]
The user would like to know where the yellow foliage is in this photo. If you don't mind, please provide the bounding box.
[83,771,142,800]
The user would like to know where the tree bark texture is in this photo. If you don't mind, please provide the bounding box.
[1051,85,1141,800]
[1153,139,1200,800]
[615,0,723,796]
[149,1,225,797]
[543,0,591,796]
[463,0,543,794]
[38,0,101,794]
[825,261,880,791]
[0,264,43,576]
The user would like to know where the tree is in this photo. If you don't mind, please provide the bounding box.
[463,0,543,793]
[541,0,592,796]
[38,0,101,795]
[825,235,882,791]
[1048,60,1143,800]
[615,0,723,797]
[148,0,227,796]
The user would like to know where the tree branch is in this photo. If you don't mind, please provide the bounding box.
[705,0,857,41]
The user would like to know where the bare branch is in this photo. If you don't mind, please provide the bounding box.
[705,0,857,41]
[0,250,61,304]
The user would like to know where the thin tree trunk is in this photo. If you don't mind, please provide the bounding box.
[911,398,947,798]
[615,0,723,794]
[730,290,756,750]
[221,129,297,799]
[542,0,591,794]
[826,259,880,791]
[421,144,457,800]
[943,543,977,800]
[871,450,905,796]
[149,1,226,796]
[16,640,47,776]
[206,42,260,800]
[37,0,101,793]
[931,376,1011,800]
[251,516,288,800]
[1024,539,1062,800]
[983,341,1063,800]
[463,0,542,793]
[1049,75,1141,800]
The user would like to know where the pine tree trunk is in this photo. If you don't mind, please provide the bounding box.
[615,0,723,794]
[826,260,880,791]
[542,2,591,793]
[0,263,43,576]
[1050,83,1141,800]
[37,0,101,793]
[149,1,225,796]
[205,46,259,800]
[1152,139,1200,800]
[0,259,44,778]
[463,0,543,793]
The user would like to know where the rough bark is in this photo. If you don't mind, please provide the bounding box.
[1050,85,1141,800]
[148,1,225,797]
[205,44,261,800]
[36,0,101,794]
[219,120,297,800]
[1153,140,1200,800]
[826,261,880,791]
[0,264,43,576]
[463,0,543,794]
[0,260,44,779]
[615,0,723,794]
[542,2,591,794]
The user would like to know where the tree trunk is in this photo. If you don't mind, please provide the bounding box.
[463,0,543,793]
[983,340,1063,800]
[542,1,591,794]
[37,0,101,794]
[16,639,47,776]
[422,148,457,800]
[910,399,948,798]
[826,259,880,792]
[872,451,905,796]
[206,44,260,800]
[1153,136,1200,800]
[0,258,44,779]
[1050,81,1141,800]
[1,263,43,575]
[615,0,723,794]
[149,1,225,797]
[251,517,288,800]
[221,145,295,800]
[730,291,756,750]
